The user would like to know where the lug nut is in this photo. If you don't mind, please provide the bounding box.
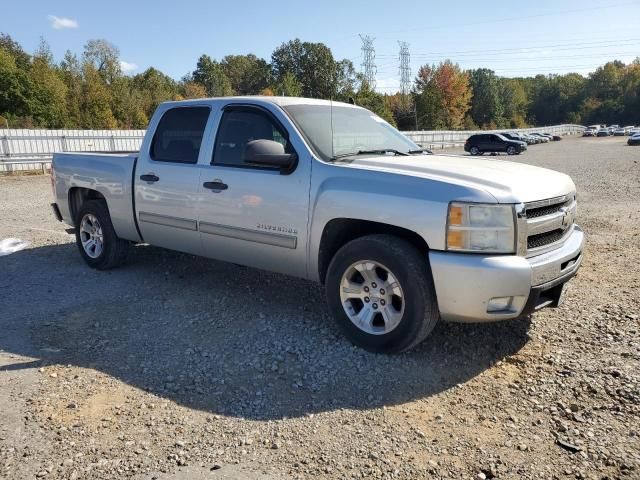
[380,288,386,295]
[372,282,377,288]
[364,286,369,292]
[364,297,370,303]
[372,303,378,310]
[380,299,386,306]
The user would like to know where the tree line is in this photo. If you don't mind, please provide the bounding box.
[1,33,638,131]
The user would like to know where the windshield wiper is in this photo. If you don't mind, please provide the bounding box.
[408,148,433,155]
[330,149,410,161]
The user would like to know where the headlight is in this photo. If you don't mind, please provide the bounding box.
[446,202,515,253]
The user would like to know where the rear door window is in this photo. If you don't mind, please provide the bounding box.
[150,107,210,164]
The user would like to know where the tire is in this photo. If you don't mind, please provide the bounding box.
[75,199,129,270]
[506,145,516,155]
[325,234,440,354]
[469,146,480,156]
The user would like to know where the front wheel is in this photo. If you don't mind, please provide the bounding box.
[75,199,129,270]
[506,145,517,155]
[325,234,440,354]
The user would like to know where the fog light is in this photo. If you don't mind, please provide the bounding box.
[487,296,513,313]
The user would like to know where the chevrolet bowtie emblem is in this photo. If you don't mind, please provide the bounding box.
[560,207,573,229]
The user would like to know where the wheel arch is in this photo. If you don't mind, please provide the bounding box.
[317,218,429,285]
[68,187,107,226]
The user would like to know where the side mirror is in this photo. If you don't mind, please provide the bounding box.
[243,139,297,170]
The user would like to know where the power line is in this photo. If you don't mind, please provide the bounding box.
[357,1,638,38]
[359,34,377,89]
[375,39,640,59]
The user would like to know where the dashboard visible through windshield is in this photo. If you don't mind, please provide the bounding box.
[283,104,419,161]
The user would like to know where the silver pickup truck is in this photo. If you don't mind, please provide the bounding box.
[51,97,584,353]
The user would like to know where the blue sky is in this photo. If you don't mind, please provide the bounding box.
[2,0,640,92]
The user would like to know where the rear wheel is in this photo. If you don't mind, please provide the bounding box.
[75,200,129,270]
[469,146,480,156]
[325,234,440,354]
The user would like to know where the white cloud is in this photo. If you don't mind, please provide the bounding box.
[48,15,78,30]
[120,60,138,73]
[375,77,400,94]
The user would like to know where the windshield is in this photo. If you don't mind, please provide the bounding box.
[282,104,419,161]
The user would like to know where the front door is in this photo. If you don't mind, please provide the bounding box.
[134,106,211,255]
[197,104,311,279]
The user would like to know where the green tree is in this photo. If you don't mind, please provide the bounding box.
[60,50,83,127]
[81,63,117,129]
[192,55,233,97]
[356,80,396,126]
[271,39,338,98]
[220,54,270,95]
[500,78,528,127]
[0,33,30,69]
[468,68,503,127]
[0,47,30,121]
[276,71,302,96]
[83,39,121,84]
[131,67,178,118]
[28,39,68,127]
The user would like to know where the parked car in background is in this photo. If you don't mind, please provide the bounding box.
[628,127,640,136]
[623,126,634,135]
[530,133,550,143]
[50,96,583,353]
[501,132,525,143]
[614,128,626,136]
[628,133,640,146]
[583,128,596,137]
[597,129,611,137]
[464,133,527,155]
[520,133,539,144]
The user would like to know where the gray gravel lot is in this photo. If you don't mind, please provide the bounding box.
[1,136,639,479]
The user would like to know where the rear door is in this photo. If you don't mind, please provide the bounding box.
[134,105,211,255]
[489,134,505,152]
[477,134,491,151]
[196,103,311,279]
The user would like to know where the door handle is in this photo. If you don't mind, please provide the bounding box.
[140,173,159,183]
[203,180,228,191]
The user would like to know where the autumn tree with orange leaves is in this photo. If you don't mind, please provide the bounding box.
[414,60,471,130]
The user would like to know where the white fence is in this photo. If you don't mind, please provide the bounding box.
[404,124,585,150]
[0,129,145,173]
[1,124,585,173]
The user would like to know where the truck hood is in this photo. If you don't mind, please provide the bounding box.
[342,153,575,203]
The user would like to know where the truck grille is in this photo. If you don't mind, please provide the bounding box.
[522,193,576,256]
[527,229,565,249]
[526,203,564,219]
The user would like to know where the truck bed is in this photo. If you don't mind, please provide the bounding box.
[51,152,141,242]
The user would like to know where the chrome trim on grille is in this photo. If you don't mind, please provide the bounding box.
[525,193,573,210]
[521,192,577,258]
[527,201,577,235]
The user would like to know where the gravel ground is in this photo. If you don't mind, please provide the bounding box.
[1,136,639,480]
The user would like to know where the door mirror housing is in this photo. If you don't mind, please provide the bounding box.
[243,140,297,171]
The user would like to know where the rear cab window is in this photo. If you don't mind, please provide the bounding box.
[150,107,210,163]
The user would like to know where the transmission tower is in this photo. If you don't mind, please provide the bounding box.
[359,34,377,89]
[398,41,411,98]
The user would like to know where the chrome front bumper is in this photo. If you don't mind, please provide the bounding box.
[429,225,584,323]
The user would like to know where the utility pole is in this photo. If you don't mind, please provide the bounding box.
[398,41,415,128]
[359,34,377,90]
[398,41,411,101]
